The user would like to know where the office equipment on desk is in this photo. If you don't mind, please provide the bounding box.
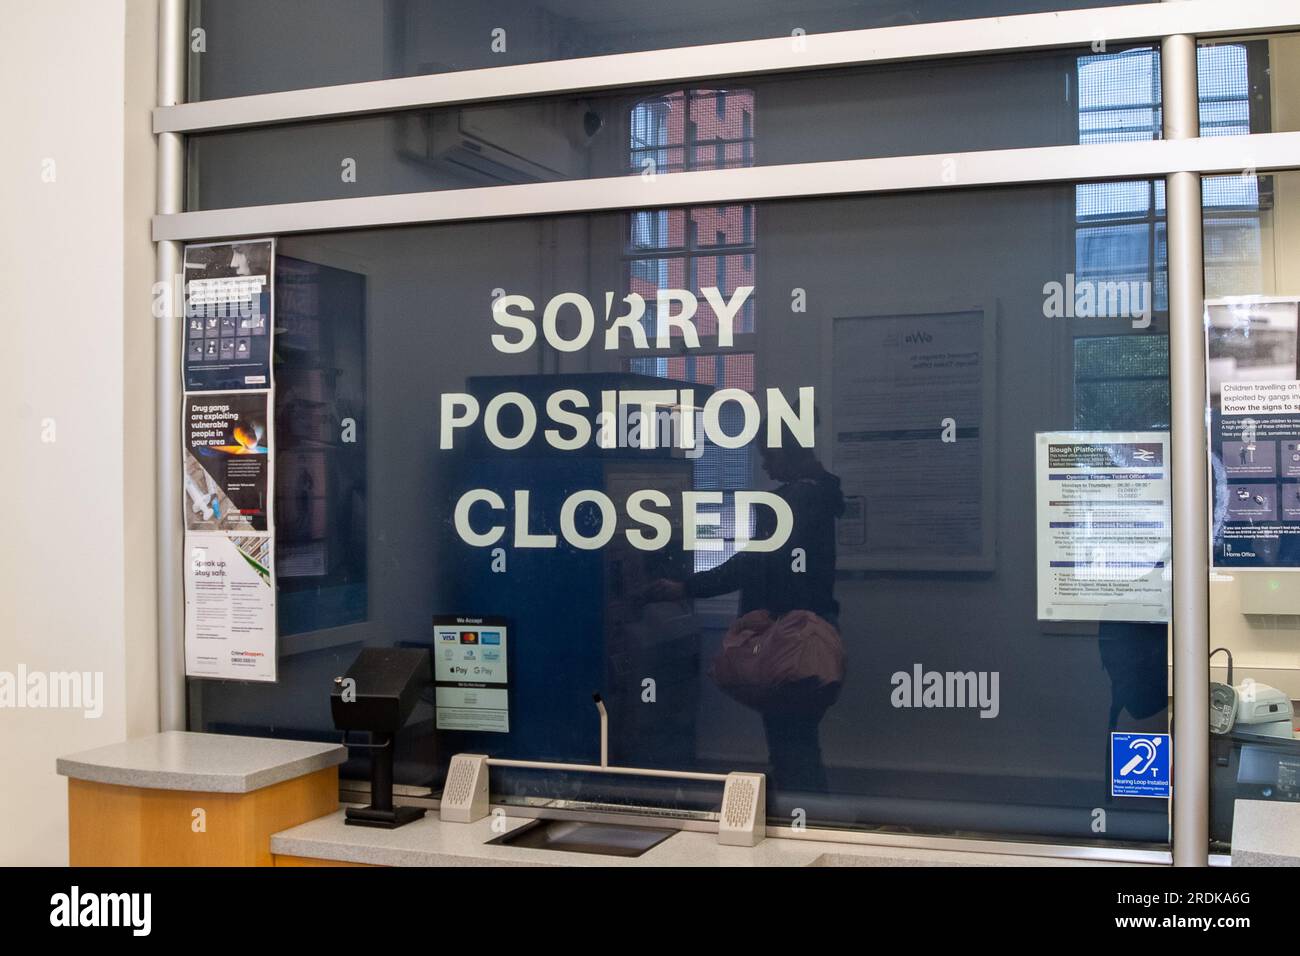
[1208,647,1300,845]
[331,648,432,829]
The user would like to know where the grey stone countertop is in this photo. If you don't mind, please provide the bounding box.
[271,808,1149,867]
[57,731,346,793]
[1231,800,1300,866]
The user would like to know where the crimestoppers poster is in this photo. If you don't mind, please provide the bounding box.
[184,392,272,534]
[184,533,276,682]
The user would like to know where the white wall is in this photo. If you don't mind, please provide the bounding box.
[0,0,158,865]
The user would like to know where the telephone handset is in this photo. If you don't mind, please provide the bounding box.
[1210,682,1238,735]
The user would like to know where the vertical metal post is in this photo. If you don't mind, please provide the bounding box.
[1162,28,1210,867]
[157,0,187,731]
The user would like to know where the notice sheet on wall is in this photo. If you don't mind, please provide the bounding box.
[828,310,995,571]
[432,615,509,733]
[1035,432,1171,622]
[184,533,277,682]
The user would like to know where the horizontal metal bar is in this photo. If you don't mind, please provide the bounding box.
[487,757,729,783]
[154,132,1300,242]
[155,0,1300,134]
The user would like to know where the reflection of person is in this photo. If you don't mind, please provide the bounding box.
[294,468,315,537]
[1098,622,1167,733]
[649,430,845,794]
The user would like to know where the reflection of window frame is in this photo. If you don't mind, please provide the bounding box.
[625,88,758,344]
[625,89,758,570]
[1074,180,1168,317]
[1074,48,1168,320]
[1072,43,1270,319]
[629,88,755,176]
[1073,333,1171,431]
[620,205,759,568]
[1076,46,1162,147]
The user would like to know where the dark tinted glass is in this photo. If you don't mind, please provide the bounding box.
[188,175,1171,846]
[189,46,1162,210]
[189,0,1149,101]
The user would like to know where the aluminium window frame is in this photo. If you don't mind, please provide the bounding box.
[155,0,1300,867]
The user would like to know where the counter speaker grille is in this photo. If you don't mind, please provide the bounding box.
[446,760,474,804]
[717,771,765,847]
[724,779,754,828]
[440,753,490,824]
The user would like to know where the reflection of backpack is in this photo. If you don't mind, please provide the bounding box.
[711,609,845,715]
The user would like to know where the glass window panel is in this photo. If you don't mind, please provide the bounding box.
[1202,170,1300,854]
[188,0,1149,101]
[189,178,1171,847]
[1197,35,1300,136]
[1077,47,1161,144]
[188,46,1159,210]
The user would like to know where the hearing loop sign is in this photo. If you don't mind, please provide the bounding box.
[1110,732,1171,798]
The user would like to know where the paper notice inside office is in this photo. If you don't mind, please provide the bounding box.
[831,310,992,569]
[185,533,277,682]
[1035,432,1172,622]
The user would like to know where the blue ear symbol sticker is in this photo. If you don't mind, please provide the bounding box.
[1118,736,1159,777]
[1111,733,1171,798]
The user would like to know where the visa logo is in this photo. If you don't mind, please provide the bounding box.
[439,631,458,642]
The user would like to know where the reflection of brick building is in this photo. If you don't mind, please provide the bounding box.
[630,89,754,176]
[628,90,756,339]
[626,89,757,568]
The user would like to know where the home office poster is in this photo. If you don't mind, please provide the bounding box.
[184,239,275,392]
[184,534,277,682]
[1035,432,1172,622]
[1207,298,1300,569]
